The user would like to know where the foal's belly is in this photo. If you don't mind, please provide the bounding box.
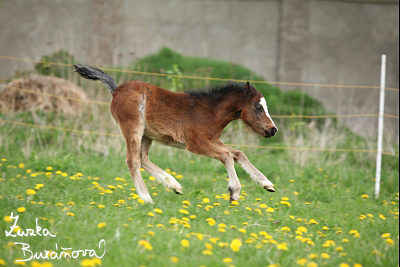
[160,141,186,149]
[143,130,186,149]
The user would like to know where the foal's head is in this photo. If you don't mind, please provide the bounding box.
[240,82,278,138]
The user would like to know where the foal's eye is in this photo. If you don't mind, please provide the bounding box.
[254,103,263,112]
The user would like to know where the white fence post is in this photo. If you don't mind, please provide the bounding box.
[375,54,386,199]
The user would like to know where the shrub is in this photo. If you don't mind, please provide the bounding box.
[35,49,75,79]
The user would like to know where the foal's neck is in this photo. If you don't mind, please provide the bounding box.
[211,94,243,129]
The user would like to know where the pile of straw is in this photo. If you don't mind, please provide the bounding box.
[0,74,87,114]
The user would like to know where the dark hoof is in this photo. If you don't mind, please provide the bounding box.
[173,188,183,195]
[264,186,275,192]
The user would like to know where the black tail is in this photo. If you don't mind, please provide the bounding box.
[74,64,117,94]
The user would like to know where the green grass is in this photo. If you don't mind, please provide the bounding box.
[1,47,398,267]
[0,134,398,267]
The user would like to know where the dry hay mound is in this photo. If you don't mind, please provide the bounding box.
[0,74,87,114]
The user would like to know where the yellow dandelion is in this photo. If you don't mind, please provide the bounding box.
[170,257,179,263]
[97,222,106,228]
[179,209,189,215]
[336,246,344,252]
[322,240,335,247]
[361,194,369,199]
[385,238,394,246]
[381,233,390,238]
[80,259,96,267]
[231,200,239,205]
[205,243,213,251]
[266,207,275,213]
[17,207,26,213]
[308,254,318,259]
[13,259,26,266]
[277,243,288,250]
[209,237,219,244]
[297,226,308,233]
[4,216,13,222]
[223,258,233,263]
[181,239,189,247]
[230,239,242,252]
[154,208,163,214]
[156,224,165,229]
[296,258,307,266]
[202,250,212,255]
[142,242,153,250]
[320,253,330,259]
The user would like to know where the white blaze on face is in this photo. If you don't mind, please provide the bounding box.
[260,97,275,126]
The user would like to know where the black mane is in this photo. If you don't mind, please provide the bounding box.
[185,82,247,103]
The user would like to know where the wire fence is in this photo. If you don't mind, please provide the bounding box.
[0,54,399,157]
[0,55,399,91]
[0,118,397,156]
[4,85,399,119]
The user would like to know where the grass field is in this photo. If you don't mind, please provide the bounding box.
[0,48,398,267]
[0,131,398,267]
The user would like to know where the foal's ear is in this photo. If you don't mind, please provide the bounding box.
[245,82,251,91]
[244,82,254,98]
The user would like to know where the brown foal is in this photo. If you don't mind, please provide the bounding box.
[75,65,278,203]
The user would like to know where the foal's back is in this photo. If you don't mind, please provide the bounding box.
[110,80,199,147]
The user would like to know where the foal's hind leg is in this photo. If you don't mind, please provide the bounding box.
[218,142,274,192]
[140,137,183,194]
[121,122,153,203]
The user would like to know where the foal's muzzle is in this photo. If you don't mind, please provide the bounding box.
[264,127,278,138]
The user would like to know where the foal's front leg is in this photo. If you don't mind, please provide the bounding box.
[186,139,241,201]
[140,137,183,194]
[218,142,275,192]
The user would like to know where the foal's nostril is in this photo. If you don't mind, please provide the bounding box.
[270,127,277,135]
